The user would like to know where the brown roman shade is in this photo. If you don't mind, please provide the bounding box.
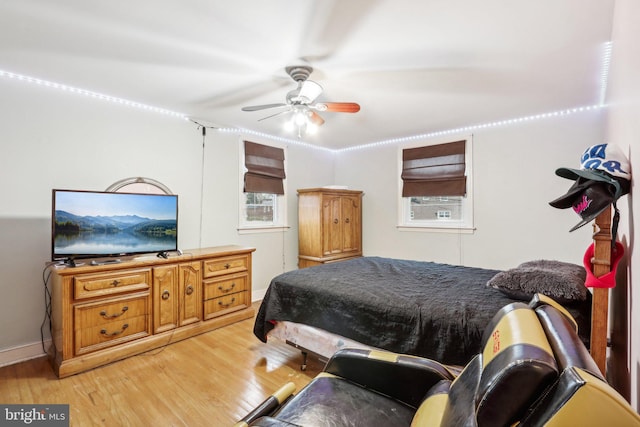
[244,140,286,195]
[401,140,466,197]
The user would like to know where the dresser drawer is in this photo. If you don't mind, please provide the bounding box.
[203,273,247,300]
[74,293,150,328]
[74,269,151,300]
[202,255,248,278]
[74,315,150,355]
[73,293,151,355]
[204,292,248,319]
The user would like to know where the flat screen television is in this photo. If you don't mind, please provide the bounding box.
[52,189,178,262]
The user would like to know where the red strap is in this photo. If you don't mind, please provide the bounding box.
[583,241,624,288]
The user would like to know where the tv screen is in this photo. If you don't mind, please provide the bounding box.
[52,189,178,262]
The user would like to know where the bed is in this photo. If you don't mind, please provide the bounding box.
[253,256,592,366]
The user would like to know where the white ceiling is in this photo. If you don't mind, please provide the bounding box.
[0,0,615,150]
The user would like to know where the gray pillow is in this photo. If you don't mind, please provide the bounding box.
[487,260,587,303]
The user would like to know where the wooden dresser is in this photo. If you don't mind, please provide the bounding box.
[297,188,363,268]
[49,245,255,378]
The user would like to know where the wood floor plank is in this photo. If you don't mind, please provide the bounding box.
[0,305,324,426]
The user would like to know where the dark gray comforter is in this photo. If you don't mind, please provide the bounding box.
[254,256,591,365]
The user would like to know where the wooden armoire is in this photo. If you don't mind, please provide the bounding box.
[297,188,363,268]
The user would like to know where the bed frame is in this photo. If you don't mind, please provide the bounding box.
[258,258,594,373]
[269,322,375,370]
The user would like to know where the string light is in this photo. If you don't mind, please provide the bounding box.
[217,127,330,151]
[337,104,605,152]
[0,69,189,120]
[222,40,613,152]
[216,104,605,152]
[1,39,612,151]
[599,41,612,106]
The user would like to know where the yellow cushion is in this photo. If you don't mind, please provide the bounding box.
[541,368,640,427]
[411,393,448,427]
[482,306,553,368]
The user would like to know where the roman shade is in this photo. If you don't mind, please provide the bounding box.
[244,140,286,195]
[401,140,466,197]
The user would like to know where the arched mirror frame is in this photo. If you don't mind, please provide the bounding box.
[105,177,173,195]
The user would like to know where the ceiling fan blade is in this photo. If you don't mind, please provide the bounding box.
[314,102,360,113]
[309,111,325,126]
[258,109,292,121]
[298,0,376,63]
[241,103,288,112]
[195,77,291,109]
[298,80,323,103]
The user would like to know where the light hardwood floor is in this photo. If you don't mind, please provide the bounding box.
[0,303,323,426]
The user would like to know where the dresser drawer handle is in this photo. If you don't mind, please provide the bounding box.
[218,283,236,293]
[333,218,339,224]
[100,323,128,337]
[110,280,121,287]
[99,306,128,319]
[345,218,350,223]
[161,290,171,300]
[185,285,194,295]
[218,297,236,308]
[224,263,231,269]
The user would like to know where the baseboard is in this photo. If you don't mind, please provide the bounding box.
[252,288,267,302]
[0,340,49,368]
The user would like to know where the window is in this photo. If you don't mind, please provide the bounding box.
[242,192,276,223]
[239,140,288,232]
[398,136,474,231]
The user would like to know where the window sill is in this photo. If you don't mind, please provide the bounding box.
[397,225,476,234]
[237,225,290,234]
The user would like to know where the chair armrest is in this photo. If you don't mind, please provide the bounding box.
[534,304,603,380]
[529,293,578,332]
[323,348,456,408]
[520,367,640,427]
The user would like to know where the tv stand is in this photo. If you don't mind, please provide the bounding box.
[48,245,255,378]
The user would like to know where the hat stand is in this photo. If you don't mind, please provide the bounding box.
[590,205,612,376]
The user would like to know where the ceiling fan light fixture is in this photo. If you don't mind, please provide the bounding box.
[241,65,359,136]
[294,109,307,126]
[283,106,317,138]
[306,122,319,135]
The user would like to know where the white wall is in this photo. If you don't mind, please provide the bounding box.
[0,57,624,390]
[334,111,603,270]
[0,77,334,360]
[0,79,198,355]
[606,0,640,411]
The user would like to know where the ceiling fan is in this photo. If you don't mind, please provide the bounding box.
[241,65,360,135]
